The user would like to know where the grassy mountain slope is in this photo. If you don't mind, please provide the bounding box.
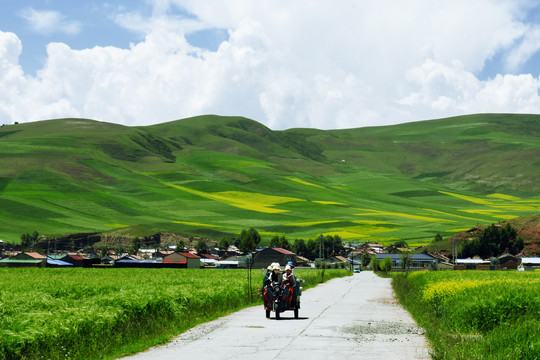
[0,114,538,246]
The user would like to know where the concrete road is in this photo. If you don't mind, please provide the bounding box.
[123,271,431,360]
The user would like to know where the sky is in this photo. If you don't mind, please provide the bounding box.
[1,0,540,130]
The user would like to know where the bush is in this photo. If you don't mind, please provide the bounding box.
[380,257,392,272]
[370,256,380,271]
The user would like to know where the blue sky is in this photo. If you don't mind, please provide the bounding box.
[1,0,540,129]
[1,0,229,74]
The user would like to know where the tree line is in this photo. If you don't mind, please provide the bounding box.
[212,230,344,260]
[459,223,523,259]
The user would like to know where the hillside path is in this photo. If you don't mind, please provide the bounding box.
[122,271,431,360]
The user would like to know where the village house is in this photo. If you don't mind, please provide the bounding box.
[454,258,490,270]
[0,252,47,267]
[325,255,349,267]
[360,242,384,253]
[115,255,162,268]
[497,253,518,270]
[295,254,312,267]
[56,253,101,267]
[376,253,437,271]
[520,257,540,270]
[163,252,201,268]
[251,248,296,269]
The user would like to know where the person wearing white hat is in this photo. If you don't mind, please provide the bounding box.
[283,264,296,288]
[270,263,282,283]
[281,264,296,309]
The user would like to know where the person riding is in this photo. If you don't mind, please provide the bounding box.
[269,263,282,284]
[263,263,282,312]
[286,261,295,276]
[281,264,296,308]
[262,263,273,287]
[282,264,296,288]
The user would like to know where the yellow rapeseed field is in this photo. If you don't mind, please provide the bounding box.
[422,276,540,303]
[163,182,304,213]
[285,220,340,227]
[286,176,324,188]
[354,208,451,222]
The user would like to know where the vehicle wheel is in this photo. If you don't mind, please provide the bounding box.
[294,308,298,319]
[275,310,280,320]
[266,310,270,318]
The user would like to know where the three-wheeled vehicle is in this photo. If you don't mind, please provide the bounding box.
[263,275,303,319]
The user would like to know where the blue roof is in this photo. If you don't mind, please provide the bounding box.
[376,253,435,261]
[46,257,73,266]
[116,259,161,264]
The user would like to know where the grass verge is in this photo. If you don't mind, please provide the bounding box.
[391,270,540,360]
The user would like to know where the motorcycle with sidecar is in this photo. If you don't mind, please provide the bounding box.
[263,277,304,319]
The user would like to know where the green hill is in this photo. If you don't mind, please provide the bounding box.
[0,114,539,246]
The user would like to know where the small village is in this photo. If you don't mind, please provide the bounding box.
[1,238,539,271]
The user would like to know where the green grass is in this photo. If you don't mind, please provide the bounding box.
[0,114,539,245]
[391,270,540,360]
[0,268,350,360]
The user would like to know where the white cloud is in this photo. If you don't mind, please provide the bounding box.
[505,25,540,72]
[0,31,27,123]
[2,1,540,129]
[19,7,82,35]
[400,59,540,117]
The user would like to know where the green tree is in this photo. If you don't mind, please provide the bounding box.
[270,235,281,248]
[306,238,318,260]
[218,237,230,251]
[196,238,208,254]
[176,239,186,251]
[370,256,380,271]
[279,236,290,250]
[393,239,408,248]
[293,239,307,256]
[459,223,524,258]
[239,228,260,253]
[21,231,39,247]
[433,233,443,242]
[400,252,411,271]
[20,233,30,247]
[247,228,261,248]
[131,237,142,254]
[380,256,393,272]
[361,252,372,267]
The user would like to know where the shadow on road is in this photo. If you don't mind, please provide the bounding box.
[268,317,309,321]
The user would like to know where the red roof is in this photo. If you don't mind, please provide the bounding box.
[162,260,187,264]
[201,254,218,259]
[272,248,295,255]
[179,252,200,259]
[24,252,47,259]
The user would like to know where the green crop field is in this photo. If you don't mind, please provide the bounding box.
[0,114,539,246]
[0,267,349,359]
[392,270,540,359]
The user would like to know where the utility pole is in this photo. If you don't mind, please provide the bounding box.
[319,235,324,259]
